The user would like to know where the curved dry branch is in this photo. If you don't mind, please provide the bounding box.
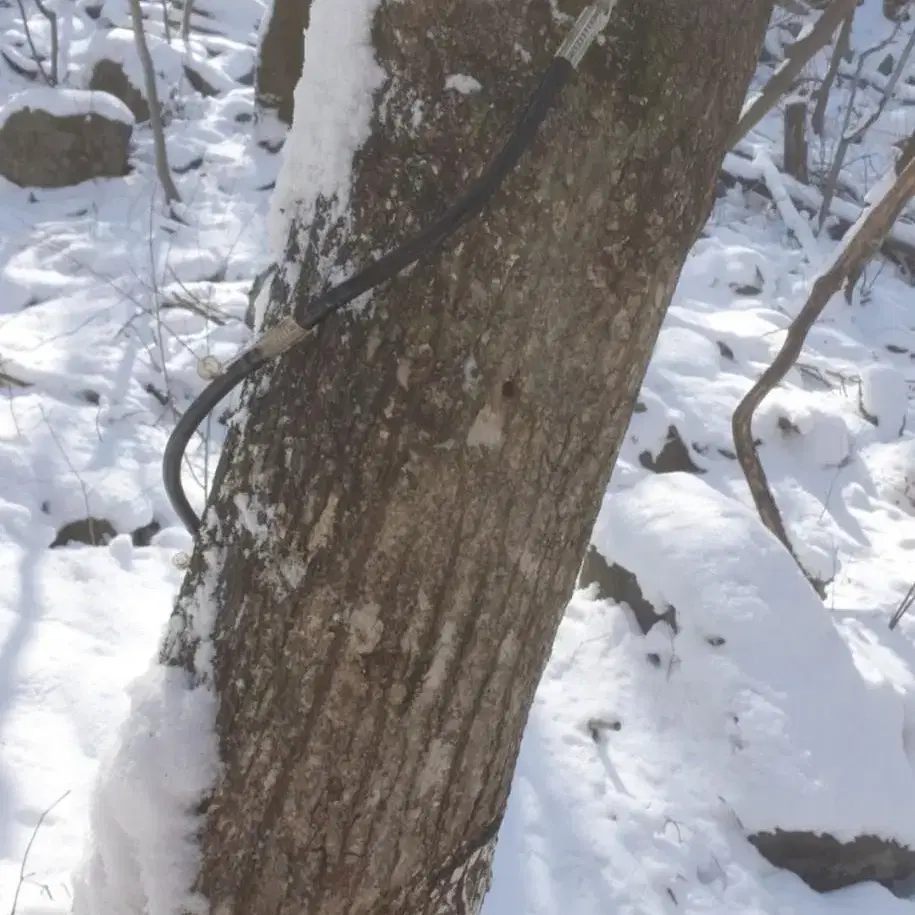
[732,153,915,597]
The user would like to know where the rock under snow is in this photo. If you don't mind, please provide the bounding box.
[860,364,908,438]
[0,88,133,188]
[590,473,915,892]
[78,29,186,122]
[89,58,150,122]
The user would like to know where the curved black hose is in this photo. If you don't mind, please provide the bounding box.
[164,57,575,536]
[293,58,575,327]
[162,349,271,535]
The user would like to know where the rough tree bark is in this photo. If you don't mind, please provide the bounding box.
[254,0,311,125]
[167,2,773,914]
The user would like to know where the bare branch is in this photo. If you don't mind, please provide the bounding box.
[812,7,853,134]
[181,0,194,44]
[732,154,915,596]
[31,0,57,84]
[731,0,856,147]
[161,0,172,42]
[12,0,51,85]
[128,0,182,205]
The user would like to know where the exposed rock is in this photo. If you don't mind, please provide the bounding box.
[0,90,132,189]
[577,546,677,634]
[639,425,705,474]
[884,0,911,21]
[750,830,915,893]
[131,519,161,547]
[50,516,161,548]
[51,517,117,547]
[182,62,219,98]
[88,58,149,121]
[858,364,907,437]
[717,340,735,361]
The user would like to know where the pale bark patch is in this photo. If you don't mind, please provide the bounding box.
[466,404,504,448]
[350,601,383,654]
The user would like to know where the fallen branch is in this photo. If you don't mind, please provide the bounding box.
[731,153,915,597]
[0,355,33,389]
[731,0,856,146]
[756,146,819,259]
[720,150,915,275]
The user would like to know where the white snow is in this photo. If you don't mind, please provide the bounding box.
[267,0,385,254]
[2,2,915,915]
[71,659,219,915]
[0,86,134,127]
[73,27,186,97]
[445,73,483,94]
[592,473,915,845]
[860,364,908,437]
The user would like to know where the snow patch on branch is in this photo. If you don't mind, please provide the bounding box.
[267,0,385,256]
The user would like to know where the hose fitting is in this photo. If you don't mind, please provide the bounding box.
[556,0,618,69]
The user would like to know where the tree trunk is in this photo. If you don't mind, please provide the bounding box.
[254,0,311,125]
[784,99,809,182]
[86,2,774,915]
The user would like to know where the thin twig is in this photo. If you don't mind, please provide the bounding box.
[32,0,58,84]
[12,0,51,85]
[818,25,909,231]
[812,7,853,135]
[890,580,915,629]
[9,789,71,915]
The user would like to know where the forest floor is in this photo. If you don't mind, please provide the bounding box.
[2,0,915,913]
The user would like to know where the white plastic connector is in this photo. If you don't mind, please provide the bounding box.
[556,0,618,69]
[197,355,224,380]
[254,315,313,359]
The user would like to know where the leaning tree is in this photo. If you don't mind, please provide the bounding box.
[76,1,774,914]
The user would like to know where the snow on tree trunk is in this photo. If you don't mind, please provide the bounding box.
[75,2,775,915]
[254,0,310,125]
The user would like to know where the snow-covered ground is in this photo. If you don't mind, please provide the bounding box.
[2,0,915,913]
